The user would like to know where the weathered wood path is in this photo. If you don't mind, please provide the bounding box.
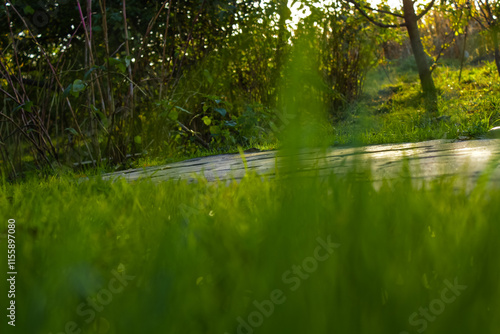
[99,139,500,187]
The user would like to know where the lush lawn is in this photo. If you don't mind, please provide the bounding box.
[331,60,500,146]
[1,160,500,333]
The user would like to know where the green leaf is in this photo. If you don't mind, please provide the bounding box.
[93,108,109,128]
[209,125,220,135]
[203,69,213,84]
[107,57,121,66]
[117,63,126,73]
[96,111,106,120]
[107,57,126,73]
[202,103,209,112]
[175,106,192,114]
[23,5,34,15]
[65,128,79,136]
[168,109,178,121]
[214,107,227,117]
[72,79,86,93]
[62,84,73,98]
[12,104,23,113]
[24,101,33,113]
[84,65,103,81]
[202,116,212,126]
[12,101,34,113]
[134,135,142,144]
[224,120,236,127]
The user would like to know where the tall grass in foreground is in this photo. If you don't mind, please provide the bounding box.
[0,169,499,334]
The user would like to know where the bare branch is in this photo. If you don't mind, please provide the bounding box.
[132,0,171,76]
[0,86,17,102]
[473,15,488,30]
[475,0,494,27]
[416,0,436,21]
[430,33,457,74]
[177,121,210,150]
[0,111,53,167]
[347,0,407,28]
[359,3,404,18]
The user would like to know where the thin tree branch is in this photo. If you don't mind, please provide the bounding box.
[0,111,53,167]
[359,3,404,18]
[430,32,457,74]
[6,2,91,147]
[176,121,210,150]
[347,0,407,28]
[159,0,173,100]
[132,0,171,77]
[0,86,17,101]
[416,0,436,21]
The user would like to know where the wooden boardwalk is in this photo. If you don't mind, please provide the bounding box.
[98,139,500,188]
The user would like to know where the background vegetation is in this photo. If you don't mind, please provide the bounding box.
[1,0,500,179]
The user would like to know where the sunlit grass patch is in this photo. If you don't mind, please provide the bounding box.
[331,60,500,147]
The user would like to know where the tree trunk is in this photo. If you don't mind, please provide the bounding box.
[403,0,438,114]
[491,27,500,77]
[272,0,290,108]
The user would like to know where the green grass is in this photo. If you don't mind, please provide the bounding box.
[1,161,500,334]
[330,60,500,147]
[135,141,279,168]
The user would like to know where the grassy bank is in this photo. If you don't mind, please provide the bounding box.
[1,166,499,333]
[331,60,500,146]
